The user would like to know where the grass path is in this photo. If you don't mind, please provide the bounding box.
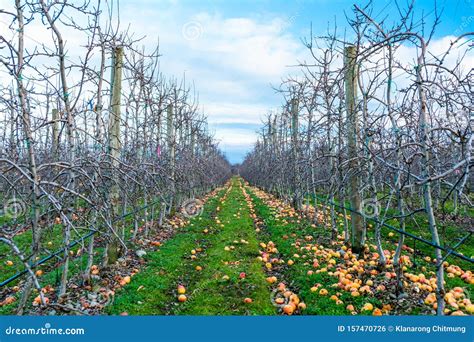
[2,177,471,315]
[109,178,275,315]
[247,185,474,316]
[106,177,474,316]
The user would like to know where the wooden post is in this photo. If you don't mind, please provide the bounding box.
[344,45,365,254]
[189,123,196,196]
[106,45,123,264]
[52,108,59,156]
[415,49,445,314]
[290,98,301,209]
[166,104,176,174]
[167,105,175,156]
[190,124,195,157]
[166,103,176,208]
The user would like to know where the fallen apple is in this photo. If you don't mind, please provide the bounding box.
[373,308,382,316]
[362,303,373,311]
[283,304,295,315]
[275,298,285,305]
[266,276,277,284]
[289,294,300,305]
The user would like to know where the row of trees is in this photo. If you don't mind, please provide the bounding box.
[0,0,230,313]
[241,2,473,315]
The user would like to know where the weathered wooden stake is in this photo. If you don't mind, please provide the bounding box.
[344,45,365,254]
[167,104,176,195]
[106,45,123,264]
[52,108,59,155]
[290,98,301,209]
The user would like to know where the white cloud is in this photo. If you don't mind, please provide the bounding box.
[184,13,300,78]
[121,8,308,161]
[4,0,469,164]
[203,102,271,124]
[213,128,257,148]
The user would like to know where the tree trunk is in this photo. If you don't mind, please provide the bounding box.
[106,46,124,265]
[344,45,365,254]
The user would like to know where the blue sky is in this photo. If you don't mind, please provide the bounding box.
[133,0,470,163]
[2,0,471,164]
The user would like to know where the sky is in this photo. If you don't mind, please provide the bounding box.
[116,0,473,164]
[0,0,472,164]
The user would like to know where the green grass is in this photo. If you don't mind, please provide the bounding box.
[0,196,164,270]
[108,178,275,315]
[0,245,106,315]
[304,194,473,271]
[2,178,471,316]
[249,186,473,315]
[0,224,91,283]
[0,196,164,285]
[0,198,163,314]
[250,193,357,315]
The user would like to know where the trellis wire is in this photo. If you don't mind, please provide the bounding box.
[310,193,473,264]
[0,196,167,288]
